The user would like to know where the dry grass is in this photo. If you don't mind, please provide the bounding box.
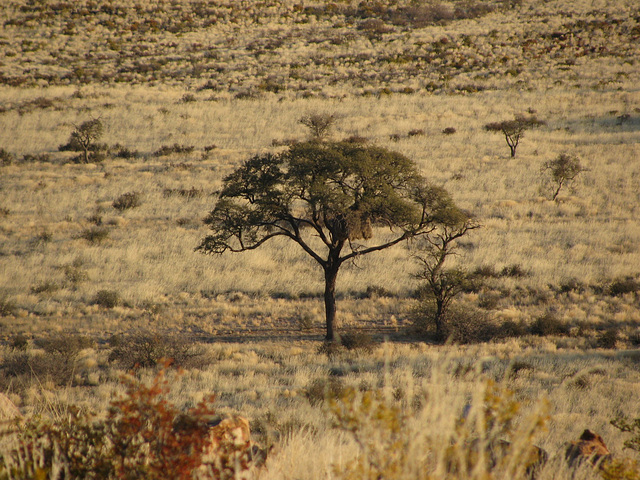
[0,0,639,477]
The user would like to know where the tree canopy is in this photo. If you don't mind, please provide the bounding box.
[197,141,466,341]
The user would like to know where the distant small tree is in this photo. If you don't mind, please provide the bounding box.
[299,113,336,141]
[413,210,479,341]
[541,153,584,201]
[485,115,545,158]
[196,141,465,341]
[60,118,105,163]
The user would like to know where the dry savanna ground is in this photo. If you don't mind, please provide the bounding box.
[1,0,640,478]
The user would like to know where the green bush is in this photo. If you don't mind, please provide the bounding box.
[93,290,121,308]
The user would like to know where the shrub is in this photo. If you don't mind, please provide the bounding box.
[10,333,29,351]
[305,377,346,406]
[500,264,528,278]
[0,148,15,166]
[62,259,88,286]
[112,144,141,159]
[112,191,142,211]
[340,331,375,353]
[30,281,61,295]
[2,334,94,388]
[108,332,207,370]
[153,144,195,156]
[609,276,640,296]
[80,226,110,244]
[93,289,121,308]
[0,369,228,480]
[611,416,640,453]
[0,296,16,316]
[36,334,94,357]
[442,127,457,135]
[530,312,569,336]
[597,328,619,349]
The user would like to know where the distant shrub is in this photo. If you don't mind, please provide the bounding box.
[154,143,195,156]
[0,148,15,166]
[30,280,61,295]
[112,144,141,159]
[36,334,94,357]
[9,334,28,352]
[408,129,425,137]
[0,296,16,316]
[342,135,368,144]
[442,127,457,135]
[181,93,197,103]
[108,332,208,370]
[93,289,121,308]
[609,276,640,296]
[611,415,640,454]
[557,278,587,294]
[442,307,501,344]
[472,264,500,278]
[597,328,619,349]
[530,312,569,336]
[362,285,394,299]
[163,186,204,199]
[80,226,110,244]
[2,334,94,388]
[500,263,528,278]
[22,153,51,163]
[340,331,375,353]
[304,377,346,406]
[62,259,88,286]
[112,191,142,211]
[478,292,501,310]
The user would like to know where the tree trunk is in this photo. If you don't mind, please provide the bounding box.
[324,264,339,342]
[434,296,445,341]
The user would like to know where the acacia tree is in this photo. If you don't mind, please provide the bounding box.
[542,153,584,201]
[484,115,544,158]
[60,118,105,163]
[196,141,464,341]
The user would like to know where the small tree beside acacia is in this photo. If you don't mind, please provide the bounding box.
[413,207,479,341]
[485,115,545,158]
[196,141,466,341]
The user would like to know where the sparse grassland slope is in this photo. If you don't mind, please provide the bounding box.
[0,0,640,478]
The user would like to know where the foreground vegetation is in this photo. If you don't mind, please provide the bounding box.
[0,0,639,478]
